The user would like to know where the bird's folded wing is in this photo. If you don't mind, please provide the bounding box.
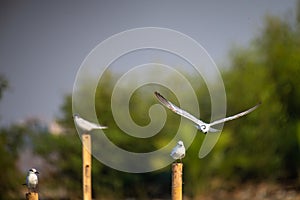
[210,102,261,126]
[170,149,180,158]
[77,118,93,129]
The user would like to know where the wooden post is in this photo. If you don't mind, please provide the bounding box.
[172,163,183,200]
[26,192,38,200]
[82,133,92,200]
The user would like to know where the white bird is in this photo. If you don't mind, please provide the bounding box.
[74,114,107,132]
[155,91,261,134]
[170,141,186,162]
[26,168,39,192]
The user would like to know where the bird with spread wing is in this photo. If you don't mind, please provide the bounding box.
[155,91,260,134]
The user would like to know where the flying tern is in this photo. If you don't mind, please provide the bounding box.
[170,140,185,162]
[74,114,107,132]
[155,91,260,134]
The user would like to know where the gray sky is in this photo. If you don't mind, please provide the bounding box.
[0,1,296,126]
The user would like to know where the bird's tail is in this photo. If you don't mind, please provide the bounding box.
[96,126,108,129]
[209,127,221,133]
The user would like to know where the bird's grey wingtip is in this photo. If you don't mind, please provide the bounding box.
[154,91,161,97]
[154,91,167,101]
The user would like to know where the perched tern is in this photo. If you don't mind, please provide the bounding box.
[155,91,260,134]
[170,141,185,162]
[74,114,107,132]
[25,168,39,192]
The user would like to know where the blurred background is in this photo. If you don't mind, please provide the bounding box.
[1,1,300,199]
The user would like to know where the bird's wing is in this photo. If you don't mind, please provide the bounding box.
[155,92,206,126]
[75,118,93,130]
[170,146,180,159]
[170,148,177,157]
[210,102,261,126]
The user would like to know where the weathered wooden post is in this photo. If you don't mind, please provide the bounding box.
[25,192,38,200]
[82,133,92,200]
[172,163,183,200]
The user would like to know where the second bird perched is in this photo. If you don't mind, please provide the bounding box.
[73,114,107,132]
[155,91,261,134]
[170,141,186,163]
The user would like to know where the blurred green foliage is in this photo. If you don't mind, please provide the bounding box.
[0,126,25,199]
[1,4,300,199]
[221,15,300,182]
[0,75,24,199]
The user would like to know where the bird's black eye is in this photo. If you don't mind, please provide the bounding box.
[201,125,206,130]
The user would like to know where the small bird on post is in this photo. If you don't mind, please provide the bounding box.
[73,114,107,200]
[170,142,184,200]
[73,114,107,132]
[25,168,39,193]
[170,141,186,163]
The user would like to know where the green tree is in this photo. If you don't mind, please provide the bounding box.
[0,126,26,199]
[214,14,300,183]
[0,75,25,199]
[32,131,82,198]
